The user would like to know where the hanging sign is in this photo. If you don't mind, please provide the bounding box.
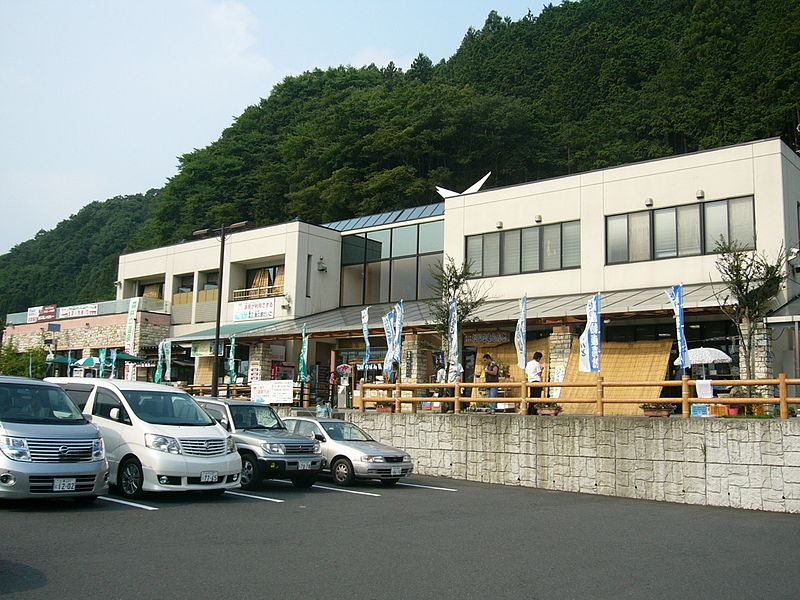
[233,298,275,321]
[251,380,294,404]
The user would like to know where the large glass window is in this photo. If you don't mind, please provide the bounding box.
[341,221,443,305]
[418,254,442,299]
[606,196,754,264]
[466,220,580,278]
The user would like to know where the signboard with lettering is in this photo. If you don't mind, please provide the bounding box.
[463,331,511,346]
[58,303,99,319]
[233,298,275,321]
[248,361,261,383]
[26,305,57,323]
[270,344,286,362]
[251,379,294,404]
[191,341,224,358]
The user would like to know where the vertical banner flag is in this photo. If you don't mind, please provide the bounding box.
[67,350,73,377]
[154,342,164,383]
[579,293,602,372]
[361,307,371,368]
[666,285,692,369]
[109,348,117,378]
[228,336,237,384]
[393,300,404,371]
[124,297,141,380]
[515,295,528,368]
[298,324,309,382]
[99,348,107,378]
[164,342,171,382]
[447,298,459,371]
[382,310,396,374]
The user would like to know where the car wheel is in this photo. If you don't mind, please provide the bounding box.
[240,453,263,490]
[331,458,355,486]
[119,457,144,499]
[74,495,98,505]
[380,478,400,487]
[291,474,316,488]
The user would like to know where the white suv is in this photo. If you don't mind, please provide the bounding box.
[47,378,241,499]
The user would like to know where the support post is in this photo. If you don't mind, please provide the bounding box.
[595,375,604,417]
[454,379,462,413]
[779,372,788,420]
[682,375,691,418]
[520,382,528,415]
[394,381,401,413]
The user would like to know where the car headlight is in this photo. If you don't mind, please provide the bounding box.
[226,436,236,454]
[92,438,105,461]
[361,455,385,463]
[145,434,182,454]
[261,442,285,455]
[313,441,321,454]
[0,436,31,462]
[403,454,411,462]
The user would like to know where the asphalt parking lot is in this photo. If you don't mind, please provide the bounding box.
[2,474,799,600]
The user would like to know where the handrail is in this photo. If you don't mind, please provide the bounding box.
[357,375,800,419]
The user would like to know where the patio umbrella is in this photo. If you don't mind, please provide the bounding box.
[674,347,732,378]
[46,355,71,364]
[74,356,101,368]
[113,352,145,362]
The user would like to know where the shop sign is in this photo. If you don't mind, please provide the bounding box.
[26,304,57,323]
[233,298,275,321]
[248,361,261,383]
[463,331,511,346]
[270,344,286,362]
[251,379,294,404]
[191,341,224,357]
[58,303,99,319]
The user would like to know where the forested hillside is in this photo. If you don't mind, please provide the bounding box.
[2,0,798,318]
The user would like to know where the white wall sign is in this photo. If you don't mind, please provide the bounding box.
[233,298,275,321]
[248,361,261,383]
[270,344,286,362]
[58,303,99,319]
[251,379,294,404]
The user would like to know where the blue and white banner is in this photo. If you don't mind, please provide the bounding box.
[579,293,601,372]
[666,285,692,369]
[393,300,404,368]
[515,295,527,368]
[298,324,309,382]
[109,348,117,378]
[361,307,371,368]
[382,311,396,374]
[227,336,237,384]
[447,298,459,369]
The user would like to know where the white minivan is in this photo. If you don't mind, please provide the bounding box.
[47,378,241,499]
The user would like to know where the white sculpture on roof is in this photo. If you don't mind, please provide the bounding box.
[435,172,491,199]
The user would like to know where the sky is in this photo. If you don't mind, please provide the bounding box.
[0,0,551,255]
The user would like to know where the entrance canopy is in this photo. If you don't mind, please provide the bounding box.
[170,319,284,343]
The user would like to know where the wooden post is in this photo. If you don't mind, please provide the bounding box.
[454,379,462,413]
[394,381,401,413]
[779,372,789,420]
[520,382,528,415]
[681,375,690,418]
[595,375,604,416]
[357,386,365,412]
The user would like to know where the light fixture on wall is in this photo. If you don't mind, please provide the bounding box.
[317,257,327,272]
[281,294,292,310]
[495,221,503,229]
[696,189,705,199]
[645,197,654,207]
[534,214,542,223]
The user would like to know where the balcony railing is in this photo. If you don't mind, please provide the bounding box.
[233,285,285,301]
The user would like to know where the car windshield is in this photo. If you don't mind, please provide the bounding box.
[321,421,372,442]
[123,391,214,426]
[0,383,85,424]
[229,404,284,430]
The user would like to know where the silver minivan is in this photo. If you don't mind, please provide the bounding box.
[47,378,241,499]
[0,376,108,503]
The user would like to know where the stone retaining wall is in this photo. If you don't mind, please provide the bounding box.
[342,413,800,513]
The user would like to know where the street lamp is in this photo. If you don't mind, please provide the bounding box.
[193,221,249,397]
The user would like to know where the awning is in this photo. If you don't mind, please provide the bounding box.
[171,319,284,343]
[114,352,145,362]
[46,355,71,364]
[216,283,722,341]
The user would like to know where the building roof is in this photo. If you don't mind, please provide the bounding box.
[323,203,444,232]
[178,282,721,342]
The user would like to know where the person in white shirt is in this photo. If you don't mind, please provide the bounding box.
[525,352,544,399]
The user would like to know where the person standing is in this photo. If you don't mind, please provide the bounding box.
[525,351,544,414]
[482,353,500,413]
[436,362,450,413]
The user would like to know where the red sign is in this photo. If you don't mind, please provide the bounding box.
[26,304,57,323]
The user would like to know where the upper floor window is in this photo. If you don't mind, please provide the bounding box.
[465,221,580,277]
[606,196,754,265]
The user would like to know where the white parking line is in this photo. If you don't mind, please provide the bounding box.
[311,484,381,497]
[225,491,285,503]
[99,496,159,511]
[397,482,458,492]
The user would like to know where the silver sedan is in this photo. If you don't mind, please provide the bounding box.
[283,417,413,487]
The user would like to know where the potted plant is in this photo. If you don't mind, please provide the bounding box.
[534,402,562,416]
[640,403,673,417]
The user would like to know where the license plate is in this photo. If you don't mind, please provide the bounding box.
[391,467,402,476]
[53,478,76,491]
[200,471,218,483]
[298,460,311,470]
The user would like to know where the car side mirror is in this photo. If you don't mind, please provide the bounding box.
[314,433,326,442]
[109,408,119,421]
[82,413,93,422]
[219,417,229,430]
